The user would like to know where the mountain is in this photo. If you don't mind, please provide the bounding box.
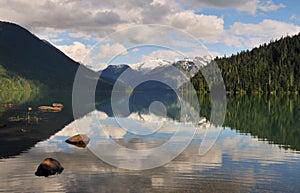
[0,21,112,90]
[191,33,300,94]
[128,57,209,77]
[98,57,209,91]
[99,64,138,83]
[130,59,173,72]
[173,57,210,77]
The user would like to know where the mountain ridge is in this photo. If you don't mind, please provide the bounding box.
[0,21,112,91]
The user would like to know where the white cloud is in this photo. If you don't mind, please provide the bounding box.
[57,41,92,64]
[258,0,285,12]
[132,48,139,52]
[0,0,297,59]
[168,11,224,38]
[98,43,128,58]
[93,63,109,71]
[224,19,300,48]
[69,32,92,41]
[290,15,297,21]
[0,0,225,42]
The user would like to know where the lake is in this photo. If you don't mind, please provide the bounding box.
[0,91,299,192]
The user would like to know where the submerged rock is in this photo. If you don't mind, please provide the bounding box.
[20,128,31,133]
[0,124,7,128]
[35,158,64,177]
[65,134,90,148]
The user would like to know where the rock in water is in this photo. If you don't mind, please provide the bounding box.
[20,128,31,133]
[3,103,13,108]
[35,158,64,177]
[65,134,90,148]
[0,124,7,128]
[38,106,62,112]
[52,103,63,108]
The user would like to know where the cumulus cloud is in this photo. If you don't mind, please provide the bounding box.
[0,0,224,40]
[98,43,128,58]
[168,11,224,38]
[224,19,300,48]
[57,41,92,64]
[0,0,298,64]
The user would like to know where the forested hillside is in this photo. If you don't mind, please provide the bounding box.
[0,21,112,91]
[192,33,300,94]
[0,64,41,91]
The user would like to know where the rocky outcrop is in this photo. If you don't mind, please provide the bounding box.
[35,158,64,177]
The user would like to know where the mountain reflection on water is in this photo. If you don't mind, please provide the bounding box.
[0,92,300,192]
[0,109,299,192]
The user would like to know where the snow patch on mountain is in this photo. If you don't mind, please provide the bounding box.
[129,58,173,72]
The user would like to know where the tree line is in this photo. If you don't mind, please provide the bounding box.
[192,33,300,94]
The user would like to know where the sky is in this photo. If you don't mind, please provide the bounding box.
[1,0,300,70]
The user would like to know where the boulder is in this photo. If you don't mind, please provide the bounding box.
[35,158,64,177]
[65,134,90,148]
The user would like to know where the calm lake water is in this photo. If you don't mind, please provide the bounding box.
[0,91,300,192]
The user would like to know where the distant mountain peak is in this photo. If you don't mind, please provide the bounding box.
[129,58,173,72]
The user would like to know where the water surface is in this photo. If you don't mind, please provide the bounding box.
[0,92,299,192]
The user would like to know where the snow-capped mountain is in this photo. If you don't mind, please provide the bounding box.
[173,56,212,77]
[127,56,211,76]
[98,56,212,90]
[129,59,173,73]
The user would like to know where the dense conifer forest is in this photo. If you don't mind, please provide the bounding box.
[192,33,300,94]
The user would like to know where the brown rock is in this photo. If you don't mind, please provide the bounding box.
[35,158,64,177]
[38,106,62,112]
[52,103,64,108]
[65,134,90,148]
[3,103,13,108]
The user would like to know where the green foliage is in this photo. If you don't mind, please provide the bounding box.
[192,33,300,94]
[0,64,42,115]
[0,64,42,91]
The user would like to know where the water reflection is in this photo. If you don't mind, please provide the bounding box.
[0,111,299,192]
[1,92,300,192]
[224,95,300,150]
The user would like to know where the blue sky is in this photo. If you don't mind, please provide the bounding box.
[0,0,299,70]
